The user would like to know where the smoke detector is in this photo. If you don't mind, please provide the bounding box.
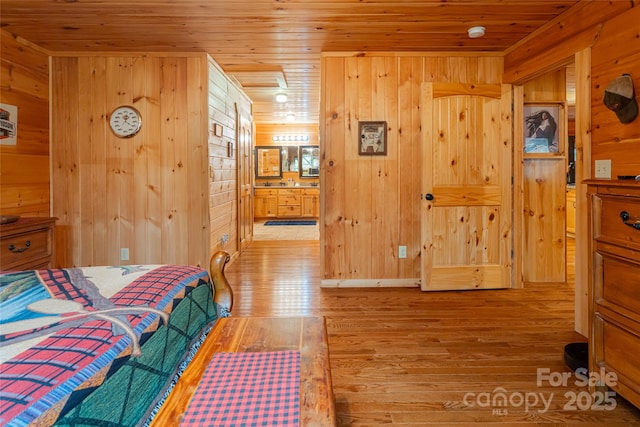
[467,26,486,39]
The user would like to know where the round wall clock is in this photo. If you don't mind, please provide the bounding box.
[109,105,142,138]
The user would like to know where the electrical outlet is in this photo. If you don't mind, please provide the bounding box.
[120,248,129,261]
[594,159,612,179]
[398,245,407,259]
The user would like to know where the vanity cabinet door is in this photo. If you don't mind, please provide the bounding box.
[254,189,278,218]
[301,189,320,217]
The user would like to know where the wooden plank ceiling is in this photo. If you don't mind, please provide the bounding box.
[0,0,581,124]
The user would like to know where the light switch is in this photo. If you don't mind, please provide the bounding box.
[594,159,612,179]
[399,246,407,259]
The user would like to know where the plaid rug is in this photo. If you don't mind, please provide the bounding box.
[179,351,300,426]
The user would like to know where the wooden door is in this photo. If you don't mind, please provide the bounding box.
[237,106,253,251]
[421,83,513,291]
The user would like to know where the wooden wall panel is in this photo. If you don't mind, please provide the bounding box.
[51,54,202,267]
[50,53,250,268]
[321,53,503,284]
[523,159,567,282]
[208,57,253,258]
[503,1,632,84]
[255,123,319,147]
[590,6,640,178]
[505,4,633,334]
[521,69,567,283]
[0,31,50,217]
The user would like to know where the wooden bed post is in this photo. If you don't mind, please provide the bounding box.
[209,251,234,311]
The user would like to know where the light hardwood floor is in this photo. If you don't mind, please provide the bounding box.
[223,238,640,426]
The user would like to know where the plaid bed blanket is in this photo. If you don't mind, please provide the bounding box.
[0,265,214,427]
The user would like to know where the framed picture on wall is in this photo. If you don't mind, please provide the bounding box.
[358,121,387,155]
[524,104,562,154]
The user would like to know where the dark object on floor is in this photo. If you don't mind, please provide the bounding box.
[0,215,20,225]
[564,342,588,372]
[264,220,317,226]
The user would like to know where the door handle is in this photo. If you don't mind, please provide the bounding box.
[424,193,434,201]
[620,211,640,231]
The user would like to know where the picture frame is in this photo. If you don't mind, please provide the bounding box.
[358,121,387,155]
[523,104,562,154]
[214,123,223,137]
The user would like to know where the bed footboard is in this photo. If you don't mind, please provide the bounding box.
[209,250,233,311]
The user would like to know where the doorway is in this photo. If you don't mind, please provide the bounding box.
[252,124,321,242]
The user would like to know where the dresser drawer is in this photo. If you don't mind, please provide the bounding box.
[593,193,640,250]
[593,315,640,404]
[596,252,640,317]
[1,228,50,265]
[0,217,56,271]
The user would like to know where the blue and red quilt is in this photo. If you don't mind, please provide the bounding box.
[0,265,215,427]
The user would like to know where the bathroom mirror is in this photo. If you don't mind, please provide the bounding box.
[282,146,299,172]
[299,146,320,178]
[255,146,282,178]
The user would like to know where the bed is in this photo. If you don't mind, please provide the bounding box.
[0,251,233,427]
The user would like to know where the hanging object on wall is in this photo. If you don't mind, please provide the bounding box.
[358,121,387,155]
[603,74,638,124]
[0,103,18,146]
[109,105,142,138]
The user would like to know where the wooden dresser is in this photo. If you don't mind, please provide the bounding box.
[587,180,640,408]
[0,217,57,271]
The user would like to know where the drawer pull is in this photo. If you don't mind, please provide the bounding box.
[8,240,31,253]
[620,211,640,231]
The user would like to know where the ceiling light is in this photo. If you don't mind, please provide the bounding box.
[467,26,486,39]
[275,93,288,103]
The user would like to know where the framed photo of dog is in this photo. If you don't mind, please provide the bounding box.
[358,121,387,156]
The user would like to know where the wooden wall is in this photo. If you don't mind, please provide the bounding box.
[0,31,50,217]
[51,53,251,268]
[207,58,253,258]
[590,6,640,177]
[320,53,503,283]
[504,2,636,335]
[521,69,568,283]
[255,123,319,147]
